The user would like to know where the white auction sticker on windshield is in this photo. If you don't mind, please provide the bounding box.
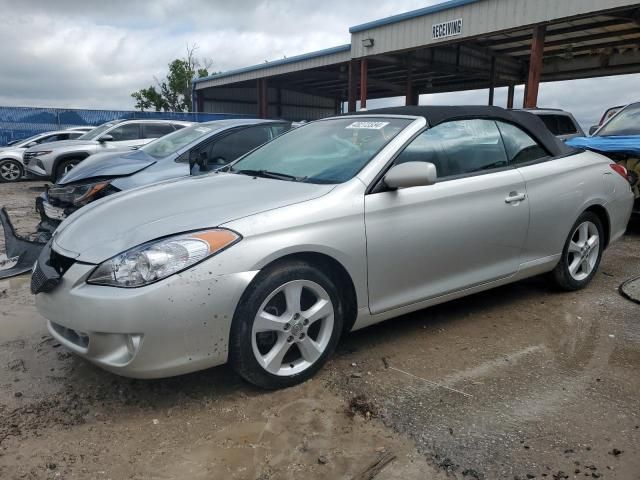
[346,121,389,130]
[194,127,212,133]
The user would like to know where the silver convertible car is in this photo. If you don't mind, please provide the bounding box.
[32,106,634,389]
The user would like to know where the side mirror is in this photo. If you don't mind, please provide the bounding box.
[383,162,437,190]
[99,134,114,143]
[588,125,598,136]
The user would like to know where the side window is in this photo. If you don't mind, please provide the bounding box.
[208,126,271,165]
[270,123,292,138]
[393,119,507,179]
[68,132,83,139]
[538,115,559,135]
[37,134,60,144]
[555,115,578,135]
[108,123,141,141]
[496,121,548,165]
[142,123,175,139]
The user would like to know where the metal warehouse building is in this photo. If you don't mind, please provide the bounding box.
[193,0,640,120]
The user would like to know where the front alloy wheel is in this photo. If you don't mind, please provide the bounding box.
[0,159,23,182]
[230,261,343,389]
[252,279,334,376]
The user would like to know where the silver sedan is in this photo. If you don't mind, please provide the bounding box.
[32,106,634,389]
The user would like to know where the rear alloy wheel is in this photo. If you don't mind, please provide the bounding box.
[0,159,23,183]
[551,212,603,290]
[55,159,80,182]
[230,262,343,389]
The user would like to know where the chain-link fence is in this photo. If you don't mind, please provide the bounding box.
[0,106,249,146]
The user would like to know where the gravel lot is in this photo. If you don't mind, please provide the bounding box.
[1,180,639,479]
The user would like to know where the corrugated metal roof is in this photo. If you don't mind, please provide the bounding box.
[193,44,351,86]
[349,0,481,33]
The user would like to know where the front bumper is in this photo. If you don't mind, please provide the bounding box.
[35,258,258,378]
[24,161,49,178]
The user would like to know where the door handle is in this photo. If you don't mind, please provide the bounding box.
[505,192,526,204]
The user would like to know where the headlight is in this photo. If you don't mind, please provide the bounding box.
[29,150,52,157]
[48,180,118,206]
[86,229,240,287]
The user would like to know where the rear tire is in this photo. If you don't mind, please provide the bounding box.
[229,261,344,389]
[55,159,81,182]
[0,159,23,183]
[551,211,604,291]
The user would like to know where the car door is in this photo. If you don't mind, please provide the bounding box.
[364,119,530,314]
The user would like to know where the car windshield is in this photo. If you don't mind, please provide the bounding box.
[597,103,640,136]
[141,123,215,159]
[230,117,412,184]
[77,121,122,140]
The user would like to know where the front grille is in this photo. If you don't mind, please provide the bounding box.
[30,260,50,294]
[50,322,89,349]
[30,242,76,294]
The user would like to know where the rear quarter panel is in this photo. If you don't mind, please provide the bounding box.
[516,151,613,263]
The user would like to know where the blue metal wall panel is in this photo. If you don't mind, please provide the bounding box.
[0,106,250,146]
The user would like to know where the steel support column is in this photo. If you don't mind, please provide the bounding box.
[488,57,496,106]
[276,87,282,118]
[360,58,368,109]
[524,25,546,108]
[507,84,515,109]
[257,78,268,118]
[348,60,357,112]
[405,56,418,106]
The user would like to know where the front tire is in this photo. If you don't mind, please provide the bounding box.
[229,261,344,389]
[55,159,81,182]
[0,159,23,183]
[551,212,604,291]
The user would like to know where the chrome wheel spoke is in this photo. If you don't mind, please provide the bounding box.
[298,336,323,363]
[262,335,291,374]
[568,241,581,254]
[283,282,302,314]
[578,223,589,244]
[569,257,581,276]
[303,298,332,325]
[587,235,599,249]
[254,310,287,333]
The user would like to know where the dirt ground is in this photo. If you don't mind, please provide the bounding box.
[1,180,639,480]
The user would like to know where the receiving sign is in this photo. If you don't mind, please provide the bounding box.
[432,18,463,40]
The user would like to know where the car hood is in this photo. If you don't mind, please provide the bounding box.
[59,150,156,184]
[0,146,25,155]
[52,172,335,263]
[25,139,98,152]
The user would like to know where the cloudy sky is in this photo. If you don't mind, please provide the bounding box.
[0,0,637,128]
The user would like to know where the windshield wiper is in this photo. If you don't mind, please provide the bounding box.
[234,169,306,182]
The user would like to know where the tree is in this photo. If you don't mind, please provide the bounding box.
[131,44,213,112]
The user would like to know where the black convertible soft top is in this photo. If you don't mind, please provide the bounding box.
[351,105,574,157]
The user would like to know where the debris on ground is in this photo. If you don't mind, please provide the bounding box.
[346,394,378,419]
[350,451,395,480]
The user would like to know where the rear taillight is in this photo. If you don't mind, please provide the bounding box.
[610,163,628,180]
